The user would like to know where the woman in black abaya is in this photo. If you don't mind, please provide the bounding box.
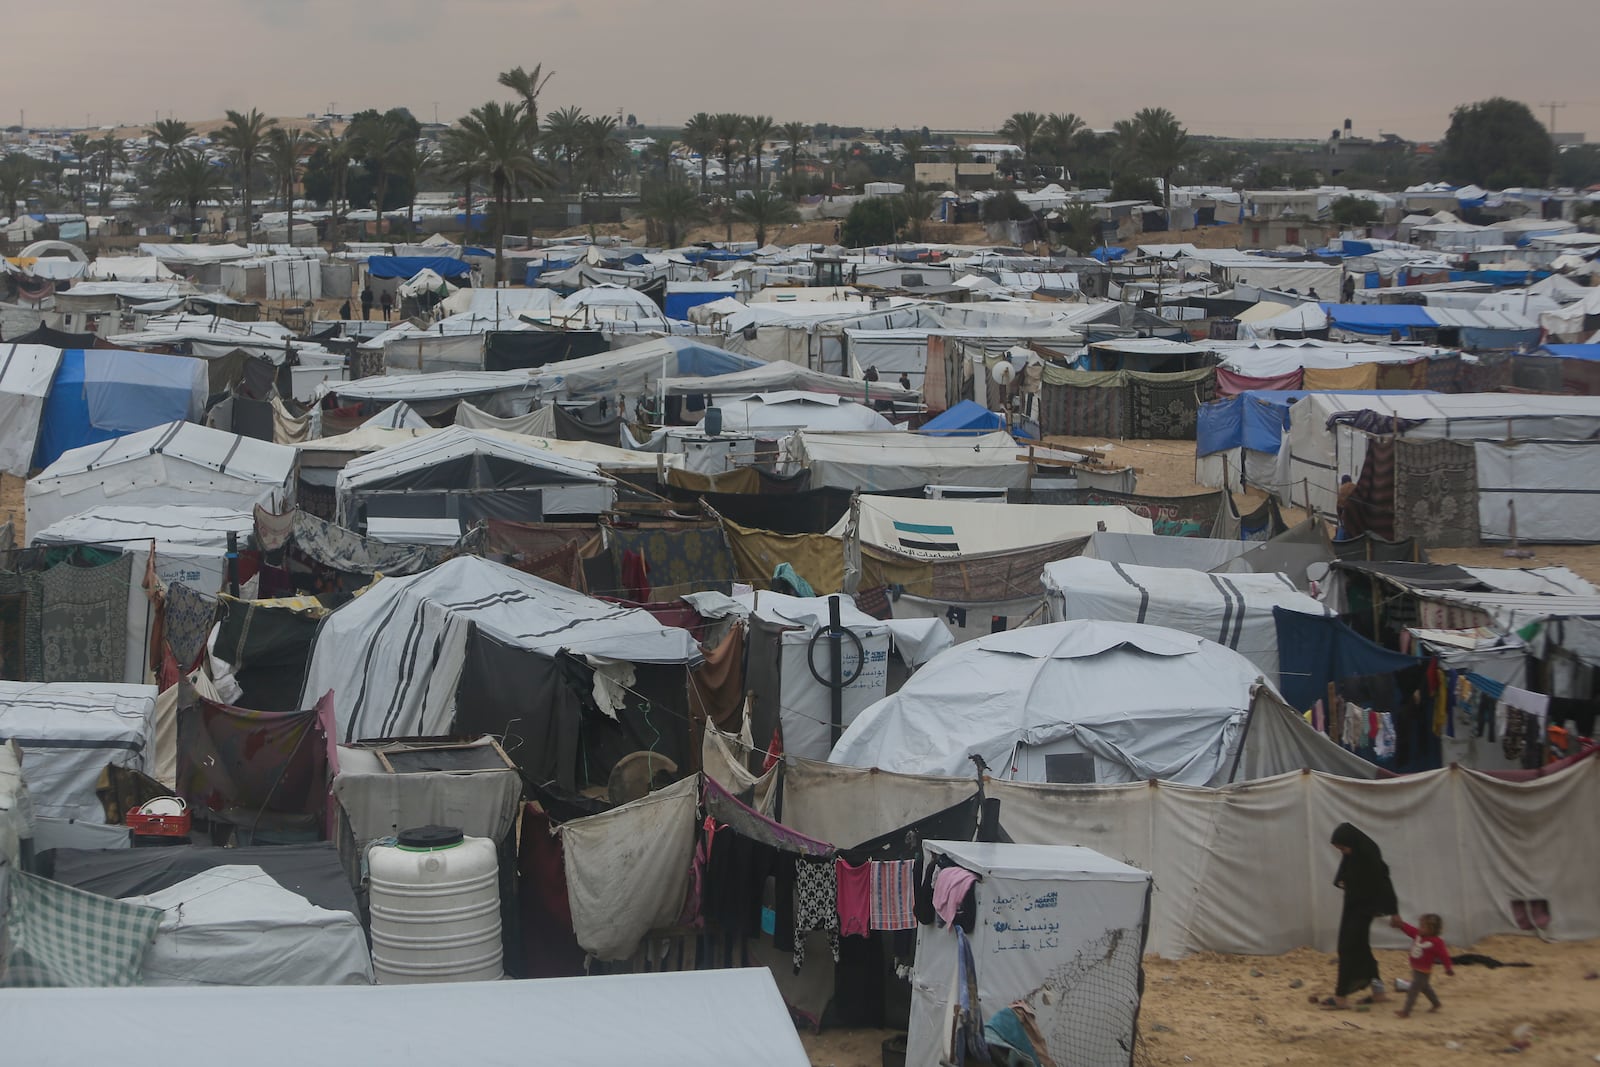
[1324,822,1398,1008]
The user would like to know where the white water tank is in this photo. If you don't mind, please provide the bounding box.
[368,825,502,984]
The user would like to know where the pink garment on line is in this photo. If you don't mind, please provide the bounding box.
[932,865,978,926]
[836,859,871,937]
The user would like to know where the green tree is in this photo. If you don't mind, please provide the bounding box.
[264,127,313,245]
[999,111,1046,187]
[496,64,555,128]
[446,101,551,279]
[348,109,420,219]
[67,134,93,210]
[0,156,35,219]
[1054,202,1099,254]
[1109,174,1161,204]
[898,186,938,242]
[1441,98,1555,188]
[1133,107,1192,216]
[639,138,675,181]
[154,149,224,236]
[542,105,588,188]
[217,108,278,237]
[1108,119,1141,184]
[744,114,776,188]
[1329,196,1381,227]
[639,178,705,247]
[146,119,194,168]
[780,120,810,198]
[579,115,625,192]
[682,112,718,191]
[981,190,1033,222]
[840,197,899,247]
[1043,112,1085,171]
[90,132,128,211]
[391,139,436,234]
[712,112,747,240]
[733,188,799,246]
[1555,144,1600,189]
[1255,163,1287,188]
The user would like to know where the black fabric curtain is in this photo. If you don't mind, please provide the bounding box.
[484,330,609,371]
[455,627,583,790]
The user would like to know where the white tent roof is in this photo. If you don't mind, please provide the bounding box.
[26,422,295,536]
[831,620,1357,786]
[130,865,372,986]
[338,425,611,494]
[138,243,255,263]
[716,392,894,434]
[332,371,537,405]
[4,969,808,1066]
[31,505,254,555]
[302,556,703,741]
[1212,338,1452,376]
[1042,556,1327,678]
[661,361,918,403]
[0,682,157,821]
[0,343,64,477]
[830,495,1151,558]
[792,429,1030,492]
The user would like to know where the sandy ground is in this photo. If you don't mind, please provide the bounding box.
[2,473,23,540]
[802,936,1600,1067]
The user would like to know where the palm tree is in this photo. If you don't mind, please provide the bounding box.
[743,114,776,188]
[779,120,809,198]
[579,115,624,192]
[682,112,717,192]
[314,128,355,242]
[999,111,1046,188]
[542,105,588,189]
[155,149,224,237]
[348,111,410,229]
[1109,118,1141,183]
[640,138,675,182]
[217,108,277,239]
[391,140,436,234]
[712,112,746,241]
[1134,107,1192,217]
[67,134,93,211]
[496,64,555,128]
[898,186,938,243]
[732,189,799,248]
[639,178,706,247]
[0,156,35,220]
[147,119,194,168]
[92,132,128,211]
[1044,112,1085,173]
[447,101,552,280]
[265,127,313,245]
[436,137,480,244]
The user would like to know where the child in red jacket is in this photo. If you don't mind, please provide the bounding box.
[1389,913,1454,1016]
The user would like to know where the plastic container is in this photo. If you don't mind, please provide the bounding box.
[704,406,723,437]
[368,825,502,984]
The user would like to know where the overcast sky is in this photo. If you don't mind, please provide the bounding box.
[6,0,1596,142]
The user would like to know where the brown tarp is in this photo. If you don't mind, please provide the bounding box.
[664,465,762,495]
[688,624,746,767]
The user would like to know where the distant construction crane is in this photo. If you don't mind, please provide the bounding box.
[1537,101,1567,131]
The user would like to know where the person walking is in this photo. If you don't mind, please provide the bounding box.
[1321,823,1398,1009]
[360,285,374,321]
[339,298,351,321]
[380,289,394,321]
[1390,913,1454,1017]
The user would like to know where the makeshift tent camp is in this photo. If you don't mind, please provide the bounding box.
[830,494,1150,559]
[129,865,373,986]
[31,505,254,594]
[917,399,1015,437]
[1041,556,1327,678]
[714,392,894,434]
[33,348,209,469]
[660,360,919,405]
[335,426,615,531]
[908,842,1150,1067]
[300,556,702,742]
[790,430,1030,492]
[0,682,157,821]
[0,343,63,475]
[831,621,1376,785]
[6,969,811,1067]
[26,422,295,544]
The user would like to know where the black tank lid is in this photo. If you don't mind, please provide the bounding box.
[397,825,465,849]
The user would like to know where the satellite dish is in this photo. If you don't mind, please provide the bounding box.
[991,361,1017,386]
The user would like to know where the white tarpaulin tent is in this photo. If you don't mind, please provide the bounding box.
[831,495,1150,559]
[0,343,63,476]
[1041,556,1326,678]
[715,392,894,434]
[331,371,539,418]
[831,621,1374,786]
[301,556,703,742]
[129,865,373,986]
[908,842,1150,1067]
[661,361,919,404]
[791,430,1030,492]
[777,754,1598,959]
[335,426,615,526]
[4,969,810,1067]
[31,505,254,594]
[1276,392,1600,516]
[0,682,156,821]
[26,422,295,536]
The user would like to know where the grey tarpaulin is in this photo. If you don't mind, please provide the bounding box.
[333,736,522,858]
[556,775,698,961]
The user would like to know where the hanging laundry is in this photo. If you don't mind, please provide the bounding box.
[1375,713,1397,759]
[869,860,917,932]
[933,865,979,927]
[836,858,870,937]
[792,856,840,973]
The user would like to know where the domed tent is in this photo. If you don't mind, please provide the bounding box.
[830,620,1376,786]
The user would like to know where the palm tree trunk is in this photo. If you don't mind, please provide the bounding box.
[240,173,251,242]
[699,157,707,192]
[494,174,507,286]
[285,178,294,248]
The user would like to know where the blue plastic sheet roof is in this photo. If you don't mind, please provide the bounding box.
[919,400,1008,436]
[366,256,473,280]
[1318,302,1435,334]
[1197,390,1434,457]
[1541,345,1600,362]
[1091,246,1128,262]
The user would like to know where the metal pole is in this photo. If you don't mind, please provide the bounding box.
[828,594,844,746]
[226,531,241,597]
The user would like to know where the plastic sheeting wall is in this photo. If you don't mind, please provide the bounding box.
[1474,440,1600,543]
[776,756,1600,958]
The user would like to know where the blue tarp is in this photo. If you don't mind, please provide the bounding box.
[366,256,473,280]
[1091,246,1127,262]
[1197,390,1436,457]
[664,287,737,322]
[1319,302,1435,335]
[667,339,763,377]
[1541,345,1600,361]
[463,246,494,258]
[1448,269,1552,286]
[1274,606,1419,717]
[34,349,201,468]
[917,399,1034,439]
[1337,239,1377,257]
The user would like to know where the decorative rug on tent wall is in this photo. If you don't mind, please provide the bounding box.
[1125,372,1215,440]
[1393,439,1479,549]
[40,554,131,683]
[1342,437,1396,542]
[1038,379,1124,438]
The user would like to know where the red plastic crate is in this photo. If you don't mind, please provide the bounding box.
[127,798,191,838]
